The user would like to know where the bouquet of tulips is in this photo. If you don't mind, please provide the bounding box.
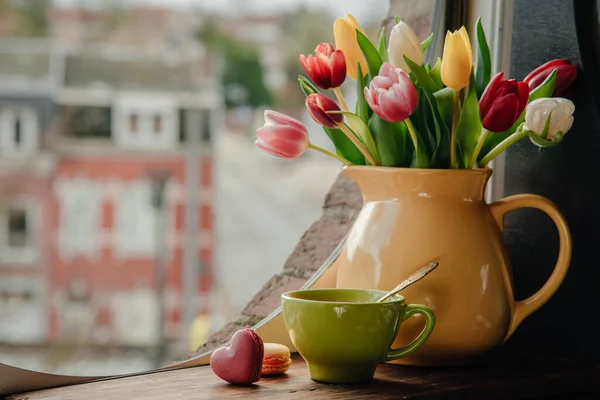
[256,14,577,168]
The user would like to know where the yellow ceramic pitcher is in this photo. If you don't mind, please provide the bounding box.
[334,166,571,366]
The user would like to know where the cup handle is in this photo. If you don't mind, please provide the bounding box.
[489,194,572,342]
[384,304,435,361]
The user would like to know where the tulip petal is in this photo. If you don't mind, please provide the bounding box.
[516,81,530,118]
[479,72,504,116]
[364,86,378,106]
[264,110,307,134]
[329,50,347,88]
[458,27,473,66]
[552,64,577,97]
[481,93,519,132]
[306,94,341,128]
[315,42,334,56]
[525,60,577,97]
[441,30,472,90]
[388,21,424,73]
[379,61,396,81]
[524,59,566,83]
[334,15,367,80]
[372,75,394,90]
[392,71,418,114]
[255,125,309,158]
[378,90,410,122]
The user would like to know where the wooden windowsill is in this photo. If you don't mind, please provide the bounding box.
[7,350,600,400]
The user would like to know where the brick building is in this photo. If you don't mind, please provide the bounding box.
[0,38,222,353]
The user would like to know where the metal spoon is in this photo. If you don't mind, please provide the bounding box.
[375,262,439,303]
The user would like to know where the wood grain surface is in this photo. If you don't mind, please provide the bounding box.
[7,350,599,400]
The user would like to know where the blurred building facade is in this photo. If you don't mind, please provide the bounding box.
[0,37,221,353]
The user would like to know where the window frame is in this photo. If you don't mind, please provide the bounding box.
[0,197,39,265]
[0,107,39,157]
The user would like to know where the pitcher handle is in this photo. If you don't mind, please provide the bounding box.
[489,194,572,341]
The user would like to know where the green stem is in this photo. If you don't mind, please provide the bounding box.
[405,118,419,153]
[333,87,349,112]
[338,123,378,166]
[479,126,528,167]
[450,89,460,168]
[308,143,353,165]
[468,129,490,169]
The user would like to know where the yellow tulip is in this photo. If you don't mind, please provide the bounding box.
[334,14,368,80]
[441,26,473,90]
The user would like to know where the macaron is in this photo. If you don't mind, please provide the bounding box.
[261,343,292,376]
[210,328,264,385]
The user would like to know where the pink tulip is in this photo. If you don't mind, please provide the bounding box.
[255,110,310,158]
[364,62,418,122]
[306,94,344,129]
[299,43,347,89]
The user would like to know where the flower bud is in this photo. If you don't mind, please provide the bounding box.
[299,43,347,89]
[388,21,424,73]
[255,110,310,158]
[305,94,343,129]
[525,97,575,146]
[364,62,418,122]
[441,27,472,90]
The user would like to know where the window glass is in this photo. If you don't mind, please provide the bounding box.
[0,0,439,377]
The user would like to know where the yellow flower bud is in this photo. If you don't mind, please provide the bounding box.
[441,26,473,90]
[334,14,368,80]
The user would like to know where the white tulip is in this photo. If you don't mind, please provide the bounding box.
[525,97,575,146]
[388,21,424,73]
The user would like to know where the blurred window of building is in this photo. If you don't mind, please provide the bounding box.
[129,113,139,133]
[153,114,162,134]
[0,199,38,265]
[57,182,101,257]
[0,277,46,343]
[113,94,178,150]
[0,108,39,157]
[111,290,158,346]
[114,182,159,256]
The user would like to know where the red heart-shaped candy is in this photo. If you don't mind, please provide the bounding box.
[210,328,264,385]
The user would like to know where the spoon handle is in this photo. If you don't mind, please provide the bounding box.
[375,262,439,303]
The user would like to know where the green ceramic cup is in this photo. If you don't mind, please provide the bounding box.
[281,288,435,384]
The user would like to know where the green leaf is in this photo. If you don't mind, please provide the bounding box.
[455,72,483,168]
[404,56,450,167]
[378,27,387,63]
[395,16,400,24]
[434,87,454,130]
[474,17,491,99]
[298,75,318,96]
[421,32,434,52]
[323,127,366,165]
[412,89,436,155]
[368,114,411,167]
[356,63,370,122]
[356,30,383,81]
[331,111,381,164]
[406,121,430,168]
[479,69,557,158]
[428,58,443,91]
[529,69,557,101]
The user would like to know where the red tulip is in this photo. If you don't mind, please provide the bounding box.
[306,94,343,129]
[299,43,347,89]
[255,110,309,158]
[479,72,529,133]
[524,59,577,97]
[364,62,418,123]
